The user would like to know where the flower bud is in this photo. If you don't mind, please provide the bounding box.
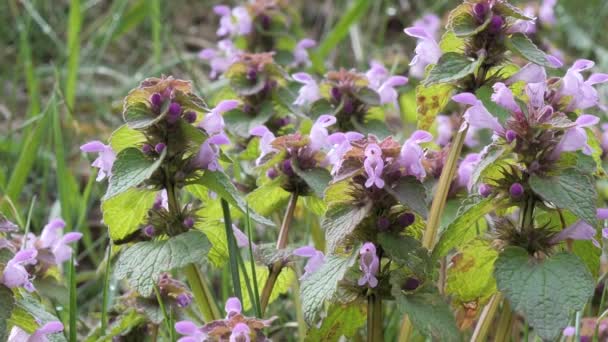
[509,182,524,198]
[489,15,504,33]
[183,111,197,124]
[331,87,342,102]
[143,225,155,237]
[168,102,182,116]
[266,168,278,179]
[281,159,294,177]
[176,293,193,308]
[150,93,163,107]
[155,143,166,154]
[247,68,258,82]
[402,277,420,291]
[398,213,416,228]
[183,217,194,229]
[473,3,488,21]
[343,98,354,114]
[259,14,271,30]
[505,130,517,143]
[142,144,154,154]
[479,183,493,198]
[377,217,390,231]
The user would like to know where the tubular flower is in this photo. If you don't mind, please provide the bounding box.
[198,39,242,79]
[292,72,321,107]
[404,14,442,79]
[364,144,385,189]
[292,38,316,67]
[358,242,379,288]
[556,59,608,112]
[33,218,82,265]
[80,141,116,181]
[293,246,325,280]
[8,321,64,342]
[214,5,252,37]
[398,130,434,180]
[364,61,408,106]
[2,248,38,292]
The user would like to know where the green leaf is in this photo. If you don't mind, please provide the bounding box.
[378,233,432,278]
[103,147,166,200]
[224,103,274,138]
[586,128,606,177]
[506,33,555,68]
[109,124,147,153]
[573,239,600,278]
[393,284,460,342]
[305,303,366,341]
[9,291,67,341]
[448,3,491,37]
[292,164,332,198]
[494,2,535,20]
[102,188,157,243]
[323,202,373,253]
[246,178,291,216]
[114,230,211,297]
[529,168,597,226]
[433,196,507,259]
[300,252,358,323]
[227,64,268,96]
[84,308,146,342]
[439,30,464,54]
[445,239,497,304]
[386,177,428,218]
[424,52,482,86]
[310,99,334,119]
[469,143,508,188]
[196,171,275,227]
[494,247,594,341]
[240,264,295,311]
[123,102,165,129]
[352,87,381,106]
[416,83,453,130]
[0,285,14,341]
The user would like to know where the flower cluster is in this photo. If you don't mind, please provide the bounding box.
[176,297,275,342]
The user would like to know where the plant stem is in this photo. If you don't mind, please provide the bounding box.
[221,198,243,303]
[471,293,503,342]
[183,264,221,322]
[494,300,513,342]
[367,294,383,342]
[68,255,77,342]
[100,242,112,333]
[259,193,299,313]
[399,124,469,341]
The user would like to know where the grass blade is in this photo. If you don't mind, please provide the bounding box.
[68,255,78,341]
[221,199,243,303]
[150,0,162,64]
[65,0,82,113]
[246,205,261,317]
[100,242,112,333]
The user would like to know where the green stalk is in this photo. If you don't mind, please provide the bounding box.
[154,285,174,341]
[246,206,262,317]
[221,198,243,303]
[68,255,77,342]
[367,294,383,342]
[259,193,298,313]
[471,293,503,342]
[65,0,81,115]
[399,125,469,340]
[100,242,112,333]
[183,264,221,322]
[494,300,513,342]
[150,0,162,65]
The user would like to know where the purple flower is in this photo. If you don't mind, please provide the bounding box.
[292,38,316,67]
[200,100,239,136]
[80,140,116,181]
[250,125,277,166]
[550,220,600,248]
[552,114,599,158]
[2,248,37,292]
[8,320,64,342]
[479,183,493,197]
[562,326,575,337]
[452,93,505,135]
[601,124,608,154]
[539,0,557,26]
[491,83,519,112]
[309,115,337,152]
[557,59,608,111]
[37,218,82,265]
[154,189,169,210]
[0,217,18,232]
[326,131,364,175]
[198,39,242,78]
[192,134,230,171]
[358,242,379,288]
[176,293,193,308]
[214,5,252,37]
[225,297,242,318]
[364,60,409,105]
[403,26,442,79]
[506,63,547,85]
[175,321,207,342]
[399,130,433,180]
[509,183,524,198]
[292,73,321,106]
[436,116,479,147]
[363,144,385,188]
[457,153,480,190]
[412,14,441,38]
[507,6,536,35]
[232,224,251,248]
[230,323,251,342]
[293,246,325,279]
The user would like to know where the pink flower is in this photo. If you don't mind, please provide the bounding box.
[214,5,252,37]
[364,60,408,105]
[506,63,547,85]
[403,26,442,79]
[232,224,251,248]
[8,320,63,342]
[399,130,433,180]
[292,73,321,106]
[436,116,479,147]
[364,144,385,188]
[550,220,599,248]
[358,242,379,288]
[250,125,277,166]
[175,321,207,342]
[293,246,325,279]
[491,83,519,112]
[452,93,505,135]
[230,323,251,342]
[200,100,239,136]
[558,59,608,111]
[192,134,230,171]
[225,297,242,318]
[552,114,599,158]
[309,115,337,152]
[35,218,82,265]
[506,6,536,35]
[326,131,364,175]
[2,248,37,292]
[457,153,481,190]
[80,140,116,181]
[198,39,241,78]
[292,38,316,67]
